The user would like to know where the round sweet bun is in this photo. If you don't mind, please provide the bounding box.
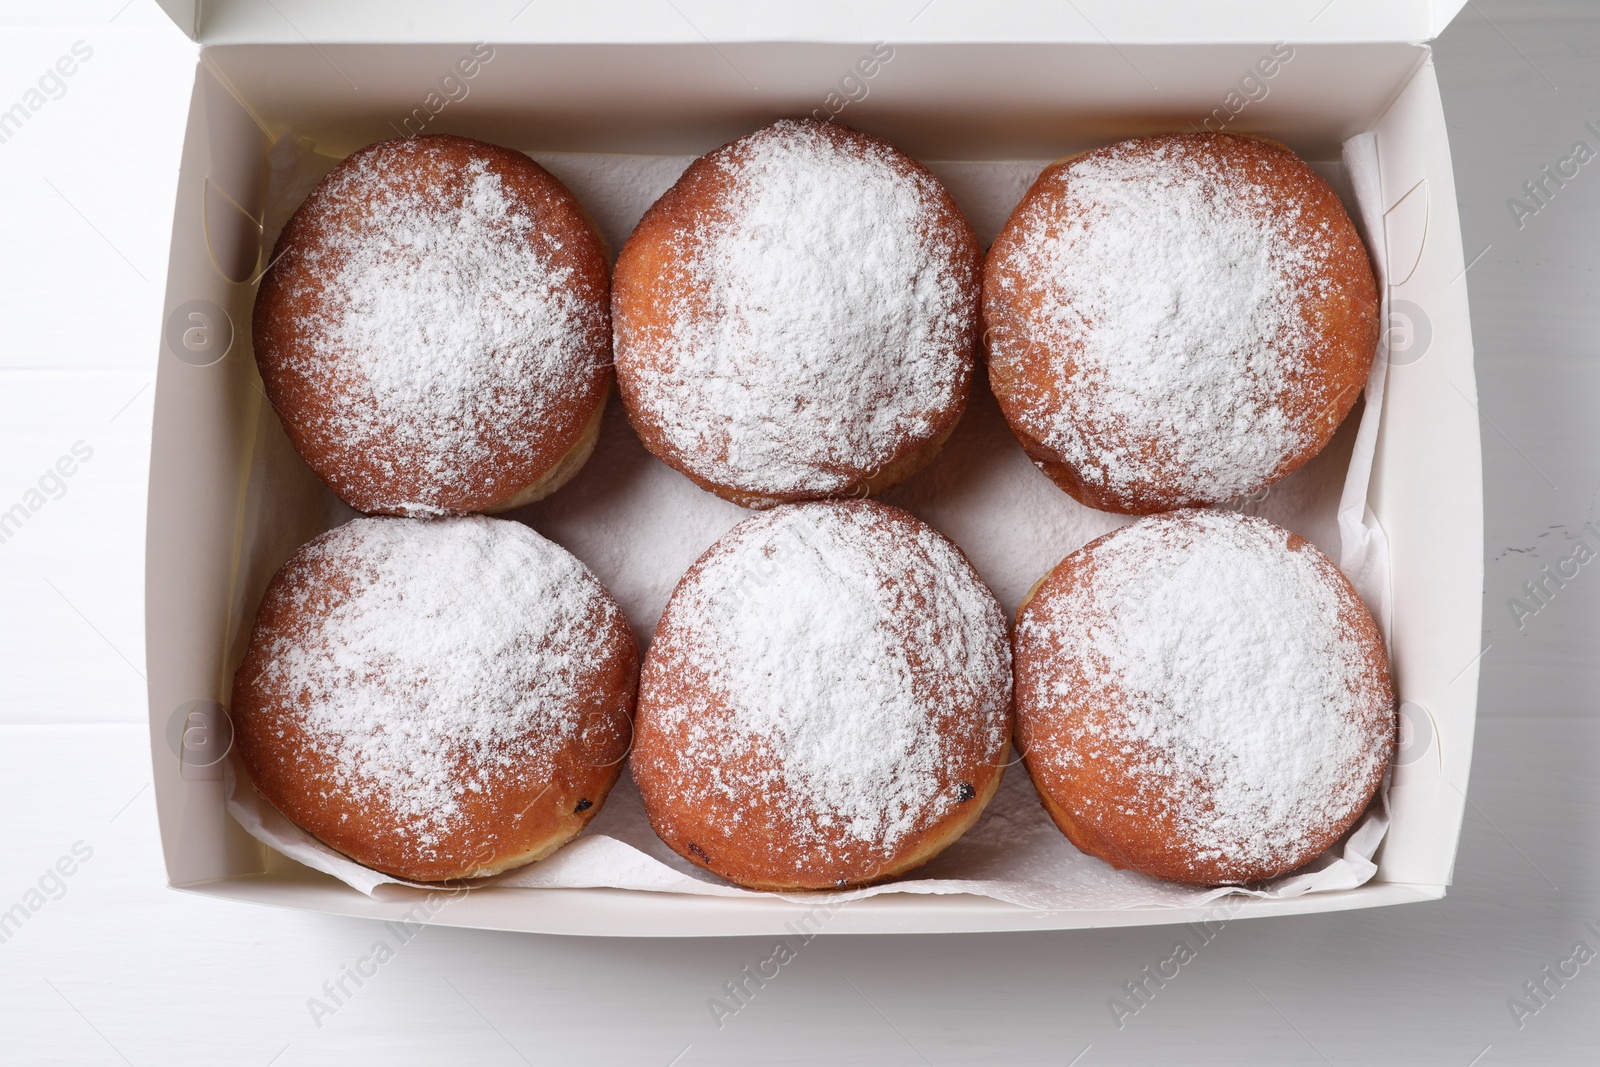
[983,133,1379,514]
[230,515,638,883]
[613,119,982,509]
[1013,509,1395,886]
[630,499,1012,890]
[252,134,612,517]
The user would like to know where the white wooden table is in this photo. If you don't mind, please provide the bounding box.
[1,2,1595,1063]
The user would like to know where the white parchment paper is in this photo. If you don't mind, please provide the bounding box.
[225,135,1396,910]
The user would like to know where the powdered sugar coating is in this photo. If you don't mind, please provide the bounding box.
[633,500,1011,886]
[1015,509,1394,883]
[256,136,609,515]
[238,516,634,868]
[615,120,980,501]
[985,134,1377,512]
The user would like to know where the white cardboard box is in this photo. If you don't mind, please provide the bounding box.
[145,1,1482,935]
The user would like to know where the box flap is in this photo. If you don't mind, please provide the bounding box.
[155,0,196,38]
[160,0,1470,46]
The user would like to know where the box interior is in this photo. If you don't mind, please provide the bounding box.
[146,39,1482,935]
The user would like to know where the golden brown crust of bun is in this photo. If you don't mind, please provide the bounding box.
[483,378,610,513]
[982,132,1379,515]
[253,134,612,516]
[1013,513,1395,886]
[630,499,1012,891]
[639,736,1008,895]
[695,412,964,511]
[230,521,638,883]
[613,120,979,508]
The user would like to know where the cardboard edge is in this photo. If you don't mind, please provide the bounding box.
[164,2,1450,47]
[1364,54,1483,887]
[146,62,274,887]
[175,873,1447,938]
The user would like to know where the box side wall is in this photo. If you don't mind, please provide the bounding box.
[194,41,1426,161]
[157,0,196,38]
[179,874,1445,938]
[146,64,273,886]
[1366,56,1482,885]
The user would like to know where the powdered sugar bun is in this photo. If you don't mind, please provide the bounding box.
[614,119,981,509]
[1013,509,1395,886]
[983,133,1379,514]
[253,134,612,517]
[231,515,638,882]
[631,500,1012,890]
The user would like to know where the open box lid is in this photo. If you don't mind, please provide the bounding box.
[153,0,1471,45]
